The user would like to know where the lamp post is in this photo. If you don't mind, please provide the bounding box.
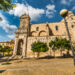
[60,9,75,66]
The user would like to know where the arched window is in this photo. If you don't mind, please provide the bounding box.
[71,25,74,28]
[39,31,47,36]
[71,18,73,20]
[36,27,39,31]
[55,26,58,31]
[31,31,37,36]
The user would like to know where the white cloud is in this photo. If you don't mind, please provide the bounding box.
[46,4,56,18]
[61,0,67,5]
[0,13,17,39]
[0,36,6,41]
[46,4,55,11]
[9,3,45,21]
[0,35,10,41]
[9,3,57,19]
[72,6,75,10]
[61,0,73,5]
[7,34,15,39]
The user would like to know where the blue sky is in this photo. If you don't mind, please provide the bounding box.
[0,0,75,41]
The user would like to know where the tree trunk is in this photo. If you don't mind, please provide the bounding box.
[33,52,35,58]
[8,52,10,56]
[3,52,5,56]
[67,50,70,57]
[37,52,40,58]
[67,50,69,54]
[49,49,52,56]
[61,50,62,56]
[60,49,63,56]
[54,51,55,58]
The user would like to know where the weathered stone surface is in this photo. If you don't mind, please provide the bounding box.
[13,11,75,58]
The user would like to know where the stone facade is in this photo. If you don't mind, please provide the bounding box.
[13,11,75,58]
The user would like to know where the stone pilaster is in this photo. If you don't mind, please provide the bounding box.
[46,23,49,36]
[22,37,28,58]
[13,38,18,56]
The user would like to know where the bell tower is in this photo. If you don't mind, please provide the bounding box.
[20,14,31,36]
[13,14,31,58]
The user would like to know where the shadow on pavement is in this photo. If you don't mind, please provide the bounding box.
[0,70,6,73]
[38,56,54,59]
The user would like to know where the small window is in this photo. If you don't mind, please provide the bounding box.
[46,24,48,27]
[56,26,58,31]
[71,18,73,20]
[36,27,39,31]
[71,25,74,28]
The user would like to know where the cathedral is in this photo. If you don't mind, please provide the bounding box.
[13,11,75,58]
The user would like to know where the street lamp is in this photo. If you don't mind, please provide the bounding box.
[60,9,75,66]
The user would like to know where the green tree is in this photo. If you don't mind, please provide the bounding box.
[4,46,11,56]
[74,47,75,52]
[0,0,16,20]
[49,37,71,56]
[0,47,6,56]
[0,0,16,11]
[57,38,71,55]
[0,45,2,50]
[31,41,49,58]
[57,38,66,56]
[0,45,2,55]
[49,38,58,57]
[63,39,71,53]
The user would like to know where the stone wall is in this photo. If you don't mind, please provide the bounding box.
[31,22,67,37]
[26,36,68,57]
[13,11,75,58]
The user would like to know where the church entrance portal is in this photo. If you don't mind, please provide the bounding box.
[17,39,23,55]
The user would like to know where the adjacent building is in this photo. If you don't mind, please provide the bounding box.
[0,40,15,50]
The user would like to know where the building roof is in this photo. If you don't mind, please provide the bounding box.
[0,40,15,44]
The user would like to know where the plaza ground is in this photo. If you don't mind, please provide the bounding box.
[0,58,75,75]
